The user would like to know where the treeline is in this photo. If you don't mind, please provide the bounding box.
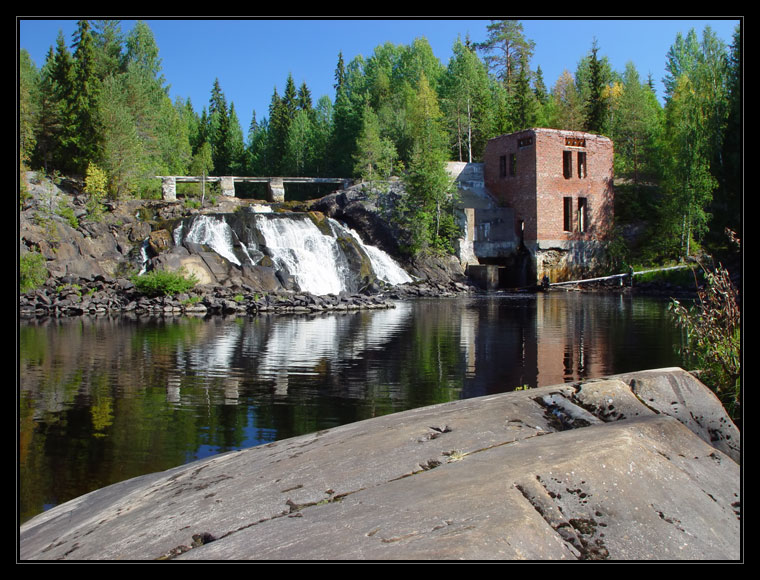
[19,19,741,259]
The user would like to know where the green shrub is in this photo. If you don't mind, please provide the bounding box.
[669,263,740,419]
[57,205,79,228]
[131,268,199,297]
[20,252,48,293]
[84,163,108,219]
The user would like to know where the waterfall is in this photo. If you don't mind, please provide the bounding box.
[138,239,151,275]
[173,212,411,296]
[254,214,349,296]
[176,215,255,266]
[330,222,412,286]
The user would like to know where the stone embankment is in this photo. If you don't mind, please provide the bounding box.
[18,273,474,319]
[19,368,740,561]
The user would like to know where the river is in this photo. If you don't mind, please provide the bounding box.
[19,292,686,523]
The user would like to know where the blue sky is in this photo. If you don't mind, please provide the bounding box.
[18,18,740,138]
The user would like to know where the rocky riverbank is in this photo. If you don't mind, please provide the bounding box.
[18,272,476,319]
[19,172,479,318]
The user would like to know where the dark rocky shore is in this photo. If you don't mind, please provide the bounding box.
[18,272,476,319]
[19,171,480,319]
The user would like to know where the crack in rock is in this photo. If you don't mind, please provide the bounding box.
[515,476,609,560]
[535,393,602,431]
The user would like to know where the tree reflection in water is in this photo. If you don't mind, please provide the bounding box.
[19,293,684,522]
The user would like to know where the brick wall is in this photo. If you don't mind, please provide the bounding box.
[483,129,614,246]
[483,130,538,240]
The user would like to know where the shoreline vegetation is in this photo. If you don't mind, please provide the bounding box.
[19,263,709,321]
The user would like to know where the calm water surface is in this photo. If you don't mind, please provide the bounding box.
[19,293,685,523]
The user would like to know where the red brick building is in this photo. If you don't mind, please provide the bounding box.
[483,128,614,282]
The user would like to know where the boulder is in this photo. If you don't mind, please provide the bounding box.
[609,367,740,462]
[311,187,403,257]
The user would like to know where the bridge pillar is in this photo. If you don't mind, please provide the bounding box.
[220,176,236,197]
[160,176,177,201]
[267,177,285,203]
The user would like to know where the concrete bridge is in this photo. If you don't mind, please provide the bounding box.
[157,176,352,203]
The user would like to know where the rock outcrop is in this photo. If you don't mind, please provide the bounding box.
[20,173,474,311]
[19,368,740,561]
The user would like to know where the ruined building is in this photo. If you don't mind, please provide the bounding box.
[451,128,614,287]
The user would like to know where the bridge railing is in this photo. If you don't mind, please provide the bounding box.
[156,176,351,202]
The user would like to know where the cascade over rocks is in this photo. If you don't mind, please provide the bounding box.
[19,172,476,319]
[310,183,472,290]
[310,183,404,257]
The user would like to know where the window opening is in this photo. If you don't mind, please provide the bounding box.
[577,151,587,178]
[499,155,507,178]
[578,197,588,233]
[509,153,517,176]
[563,197,573,232]
[565,137,586,147]
[563,151,573,179]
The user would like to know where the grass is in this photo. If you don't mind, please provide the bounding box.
[632,264,704,289]
[131,268,199,297]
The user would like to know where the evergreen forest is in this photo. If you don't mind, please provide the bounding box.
[19,19,742,261]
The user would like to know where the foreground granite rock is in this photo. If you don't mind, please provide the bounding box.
[19,368,740,561]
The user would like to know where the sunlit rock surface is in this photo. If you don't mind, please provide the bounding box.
[19,368,740,561]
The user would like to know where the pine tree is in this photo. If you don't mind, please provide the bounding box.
[247,112,272,176]
[532,66,551,127]
[66,20,100,172]
[19,50,40,167]
[226,103,246,174]
[34,38,69,172]
[91,19,125,79]
[208,78,232,174]
[334,51,346,92]
[475,20,535,93]
[401,73,458,254]
[584,38,607,134]
[267,86,288,175]
[297,82,313,112]
[282,73,298,118]
[533,66,548,106]
[354,102,396,185]
[330,53,362,176]
[511,52,538,131]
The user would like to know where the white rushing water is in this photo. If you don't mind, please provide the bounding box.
[173,212,412,295]
[175,215,256,267]
[254,215,349,296]
[330,221,412,286]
